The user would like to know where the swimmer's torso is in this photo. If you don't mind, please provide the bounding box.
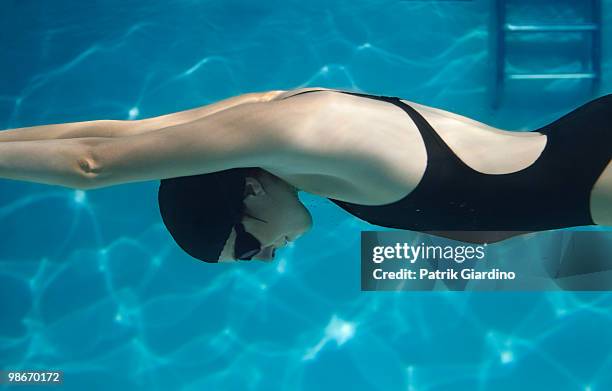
[266,87,548,206]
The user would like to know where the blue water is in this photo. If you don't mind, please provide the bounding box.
[1,0,611,390]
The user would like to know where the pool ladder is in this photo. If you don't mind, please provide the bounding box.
[490,0,602,108]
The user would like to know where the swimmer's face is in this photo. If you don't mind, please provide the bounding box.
[218,171,312,262]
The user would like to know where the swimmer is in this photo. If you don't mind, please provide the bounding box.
[0,87,610,262]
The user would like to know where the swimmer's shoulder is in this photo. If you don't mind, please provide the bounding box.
[271,87,348,101]
[260,87,426,204]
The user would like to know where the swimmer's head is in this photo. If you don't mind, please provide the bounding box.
[218,169,312,262]
[158,168,312,263]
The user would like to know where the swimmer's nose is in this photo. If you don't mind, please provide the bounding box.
[255,246,276,262]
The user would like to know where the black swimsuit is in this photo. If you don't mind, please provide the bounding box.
[284,90,611,236]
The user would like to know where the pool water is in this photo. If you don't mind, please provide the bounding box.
[1,0,611,390]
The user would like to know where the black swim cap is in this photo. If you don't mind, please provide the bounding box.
[157,168,256,262]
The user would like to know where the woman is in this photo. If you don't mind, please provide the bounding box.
[0,87,610,262]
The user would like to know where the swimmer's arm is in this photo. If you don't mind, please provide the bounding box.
[0,90,286,142]
[0,120,149,142]
[85,98,317,190]
[0,138,100,189]
[0,94,321,190]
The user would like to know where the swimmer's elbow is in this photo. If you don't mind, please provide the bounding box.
[75,138,118,190]
[75,154,106,190]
